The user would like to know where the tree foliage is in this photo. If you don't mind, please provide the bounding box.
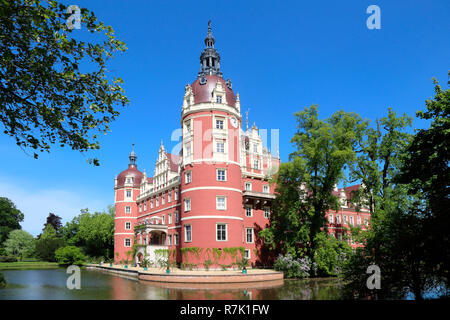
[0,0,129,165]
[61,207,114,259]
[3,229,35,260]
[55,245,85,265]
[344,76,450,300]
[261,105,365,257]
[35,224,64,261]
[0,197,24,245]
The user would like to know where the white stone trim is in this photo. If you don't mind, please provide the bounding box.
[181,215,243,221]
[115,232,134,235]
[181,186,242,194]
[191,159,241,166]
[114,216,137,220]
[137,203,181,219]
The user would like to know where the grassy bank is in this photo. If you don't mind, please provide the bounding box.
[0,261,60,270]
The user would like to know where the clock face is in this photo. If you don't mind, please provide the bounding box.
[230,117,238,128]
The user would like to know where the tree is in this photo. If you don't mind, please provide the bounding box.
[42,212,62,235]
[0,0,129,165]
[55,246,86,265]
[3,229,35,260]
[343,76,449,300]
[312,232,352,277]
[261,105,365,257]
[395,76,450,297]
[61,208,114,259]
[348,108,412,213]
[35,224,64,261]
[0,197,24,245]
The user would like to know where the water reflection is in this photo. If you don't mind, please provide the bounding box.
[0,269,343,300]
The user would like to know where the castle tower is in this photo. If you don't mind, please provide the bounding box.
[114,145,142,263]
[179,21,244,264]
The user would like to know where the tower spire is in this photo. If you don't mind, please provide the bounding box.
[129,143,137,167]
[198,20,222,78]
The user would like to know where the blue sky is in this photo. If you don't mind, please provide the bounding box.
[0,0,449,236]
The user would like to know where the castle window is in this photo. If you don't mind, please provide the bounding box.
[125,206,131,214]
[185,144,191,157]
[175,189,179,201]
[263,185,269,193]
[124,238,131,247]
[174,233,179,245]
[217,169,226,181]
[175,211,179,223]
[329,214,334,224]
[245,182,252,191]
[162,215,165,224]
[168,191,172,203]
[245,206,252,217]
[357,216,361,225]
[253,144,258,153]
[143,202,147,211]
[244,249,250,259]
[264,207,270,219]
[216,119,224,129]
[246,228,254,243]
[169,212,172,224]
[253,159,259,170]
[125,189,132,198]
[216,95,222,103]
[185,171,192,184]
[139,203,142,213]
[184,198,191,212]
[336,215,341,224]
[168,234,172,245]
[216,140,225,153]
[349,216,354,226]
[344,215,348,224]
[156,197,159,207]
[216,224,227,241]
[125,222,131,230]
[185,120,191,132]
[216,196,226,210]
[184,225,192,242]
[162,194,165,205]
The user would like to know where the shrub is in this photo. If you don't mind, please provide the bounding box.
[55,246,86,266]
[0,256,18,262]
[204,259,213,271]
[312,232,352,277]
[274,254,311,278]
[0,272,6,288]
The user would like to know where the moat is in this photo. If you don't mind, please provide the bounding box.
[0,268,344,300]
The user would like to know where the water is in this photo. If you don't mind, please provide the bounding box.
[0,269,344,300]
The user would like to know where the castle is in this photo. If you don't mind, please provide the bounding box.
[113,22,371,268]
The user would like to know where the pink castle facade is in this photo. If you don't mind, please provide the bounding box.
[113,23,370,268]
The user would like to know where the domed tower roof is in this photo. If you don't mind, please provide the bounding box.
[193,21,236,108]
[191,75,236,107]
[116,144,143,188]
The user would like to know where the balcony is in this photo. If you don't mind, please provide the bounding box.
[242,190,276,209]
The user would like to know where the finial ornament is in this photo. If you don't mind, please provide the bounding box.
[198,20,222,77]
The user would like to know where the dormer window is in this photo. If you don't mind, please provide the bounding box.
[126,177,132,184]
[216,95,222,103]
